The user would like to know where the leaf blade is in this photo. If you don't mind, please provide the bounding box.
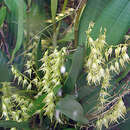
[51,0,58,21]
[0,6,6,27]
[56,95,88,124]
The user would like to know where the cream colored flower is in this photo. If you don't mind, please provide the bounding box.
[115,61,120,72]
[122,53,129,62]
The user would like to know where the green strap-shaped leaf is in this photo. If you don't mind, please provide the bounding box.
[0,120,30,130]
[78,0,130,45]
[51,0,58,21]
[63,46,84,93]
[12,0,24,61]
[4,0,25,62]
[64,0,130,93]
[0,50,10,82]
[35,38,43,77]
[90,0,130,44]
[0,6,6,27]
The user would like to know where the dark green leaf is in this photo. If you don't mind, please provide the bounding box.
[0,50,10,82]
[56,95,88,124]
[63,46,85,93]
[35,38,43,77]
[4,0,25,61]
[0,65,10,82]
[0,6,6,27]
[28,94,46,116]
[0,120,30,130]
[11,0,25,61]
[78,0,130,45]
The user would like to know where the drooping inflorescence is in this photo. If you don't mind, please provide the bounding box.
[85,22,129,129]
[39,47,66,120]
[1,82,32,130]
[96,98,126,130]
[1,47,67,127]
[12,47,66,120]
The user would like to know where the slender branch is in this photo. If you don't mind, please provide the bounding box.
[0,29,10,59]
[52,0,69,48]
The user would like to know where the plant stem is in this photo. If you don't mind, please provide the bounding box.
[74,0,87,47]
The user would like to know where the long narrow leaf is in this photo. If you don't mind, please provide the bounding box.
[4,0,25,61]
[51,0,58,21]
[12,0,24,61]
[0,120,30,129]
[0,6,6,27]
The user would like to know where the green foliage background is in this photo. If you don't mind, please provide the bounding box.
[0,0,129,130]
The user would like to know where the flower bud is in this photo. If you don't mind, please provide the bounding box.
[115,61,119,71]
[122,53,129,62]
[60,66,66,73]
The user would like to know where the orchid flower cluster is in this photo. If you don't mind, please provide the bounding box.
[39,47,66,120]
[85,22,129,129]
[1,82,32,130]
[7,47,66,123]
[85,22,129,87]
[96,98,126,130]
